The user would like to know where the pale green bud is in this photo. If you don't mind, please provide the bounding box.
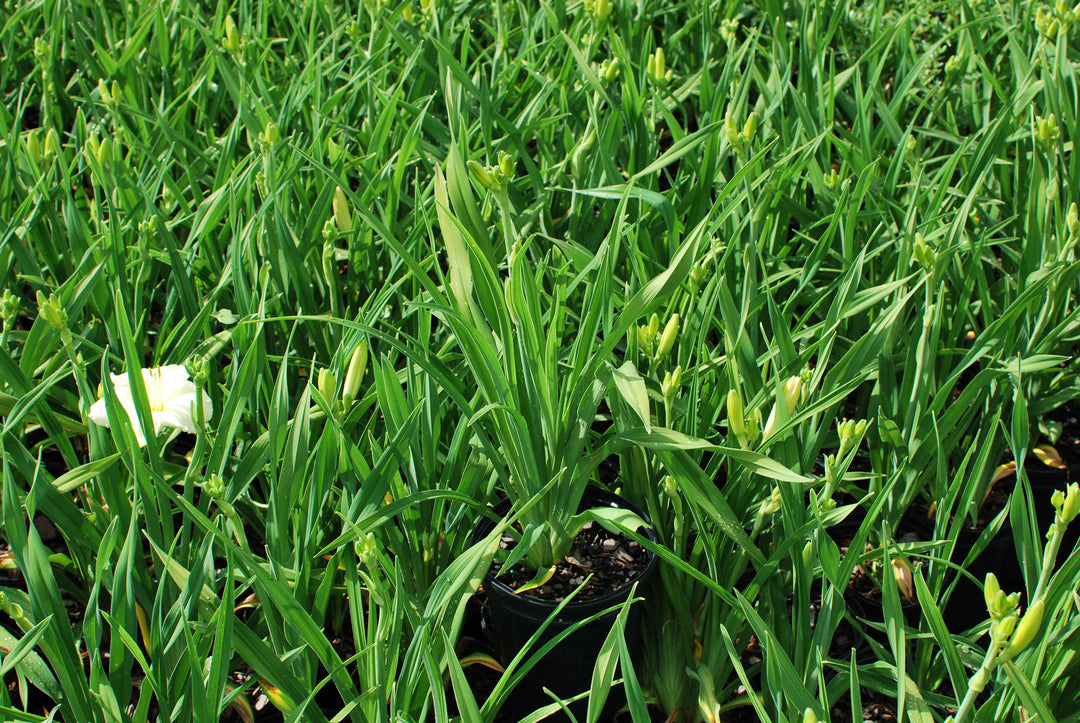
[497,150,514,180]
[647,313,660,339]
[318,368,337,401]
[719,18,738,43]
[802,708,819,723]
[585,0,613,23]
[35,290,67,331]
[1,290,20,329]
[223,16,242,54]
[259,123,281,155]
[342,341,369,404]
[204,473,226,500]
[655,313,679,361]
[741,112,757,144]
[333,186,352,233]
[25,130,43,164]
[968,667,988,694]
[913,232,936,271]
[468,151,514,192]
[661,475,678,499]
[636,324,654,358]
[1053,482,1080,526]
[1067,203,1079,239]
[598,57,621,82]
[43,127,62,162]
[724,115,741,148]
[647,47,673,86]
[727,390,746,443]
[354,531,378,565]
[1003,599,1044,659]
[1036,114,1061,147]
[760,487,782,516]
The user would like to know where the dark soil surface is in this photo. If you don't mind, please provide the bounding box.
[490,521,650,603]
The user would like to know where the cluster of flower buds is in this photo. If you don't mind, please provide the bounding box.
[1052,482,1080,529]
[913,232,936,271]
[944,51,965,80]
[760,486,782,517]
[584,0,613,24]
[661,365,683,407]
[719,18,739,44]
[317,342,370,421]
[724,112,757,154]
[1036,113,1061,149]
[467,150,514,192]
[838,418,868,458]
[36,290,72,346]
[1,289,20,332]
[637,312,679,363]
[647,47,673,86]
[259,122,282,154]
[354,531,378,566]
[979,573,1043,667]
[1036,1,1080,38]
[598,56,621,83]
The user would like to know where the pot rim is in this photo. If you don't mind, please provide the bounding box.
[475,487,659,612]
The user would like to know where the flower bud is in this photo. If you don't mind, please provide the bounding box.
[36,290,67,330]
[636,324,654,357]
[204,473,226,500]
[342,341,368,404]
[464,158,496,190]
[354,531,378,566]
[1,290,20,329]
[913,232,936,271]
[333,186,352,233]
[892,558,915,600]
[984,572,1001,612]
[1003,599,1044,659]
[727,390,746,443]
[223,16,242,54]
[259,122,281,153]
[598,56,621,82]
[661,475,678,499]
[655,313,679,361]
[719,18,738,43]
[497,150,514,181]
[584,0,612,23]
[647,313,660,339]
[742,112,757,144]
[760,487,782,516]
[1053,482,1080,527]
[803,708,819,723]
[25,130,43,164]
[318,368,337,401]
[1036,114,1060,146]
[43,127,62,162]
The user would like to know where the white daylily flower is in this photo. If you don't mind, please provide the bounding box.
[88,365,212,447]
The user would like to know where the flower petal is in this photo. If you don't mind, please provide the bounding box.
[88,397,111,427]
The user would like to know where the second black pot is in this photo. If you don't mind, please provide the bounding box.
[473,488,659,722]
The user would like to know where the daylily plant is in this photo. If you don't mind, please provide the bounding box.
[89,364,212,447]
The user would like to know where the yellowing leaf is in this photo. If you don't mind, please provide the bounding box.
[1033,444,1068,469]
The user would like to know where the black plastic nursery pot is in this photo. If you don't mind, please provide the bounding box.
[473,488,659,722]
